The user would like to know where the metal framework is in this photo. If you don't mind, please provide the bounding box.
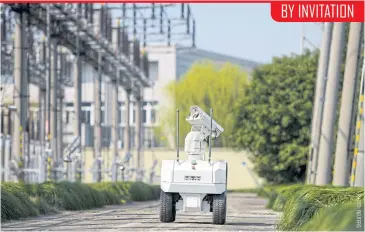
[0,3,197,184]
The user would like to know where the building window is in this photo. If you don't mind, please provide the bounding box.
[149,61,159,81]
[65,111,70,124]
[132,109,135,124]
[121,109,125,123]
[82,110,91,124]
[151,109,156,124]
[143,109,147,123]
[118,109,122,124]
[101,109,105,125]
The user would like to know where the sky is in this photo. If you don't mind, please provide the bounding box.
[106,3,323,64]
[190,3,323,63]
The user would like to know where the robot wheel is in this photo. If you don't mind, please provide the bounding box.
[159,190,176,223]
[212,192,227,225]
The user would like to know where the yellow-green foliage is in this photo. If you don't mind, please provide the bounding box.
[259,185,364,231]
[156,61,250,147]
[1,181,160,222]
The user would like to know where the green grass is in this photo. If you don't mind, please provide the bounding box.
[257,184,364,231]
[1,181,160,222]
[227,188,260,193]
[298,201,364,231]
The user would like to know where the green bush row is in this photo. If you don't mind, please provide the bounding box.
[259,185,364,231]
[1,181,161,222]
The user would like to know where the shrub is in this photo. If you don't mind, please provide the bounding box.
[298,201,364,231]
[1,181,160,222]
[262,185,364,231]
[280,187,363,230]
[129,182,158,201]
[271,184,309,211]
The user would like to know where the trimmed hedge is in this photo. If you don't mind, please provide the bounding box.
[1,181,160,222]
[259,184,364,231]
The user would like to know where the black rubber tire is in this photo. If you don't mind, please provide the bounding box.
[212,192,227,225]
[160,190,175,223]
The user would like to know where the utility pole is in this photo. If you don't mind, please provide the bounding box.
[50,40,58,181]
[351,56,365,187]
[3,107,10,182]
[316,23,346,185]
[57,51,65,182]
[46,5,51,180]
[39,88,46,183]
[57,88,64,181]
[111,21,120,182]
[93,51,102,182]
[124,89,131,180]
[306,23,333,184]
[135,90,142,181]
[74,4,83,182]
[333,23,363,186]
[12,11,28,182]
[354,116,364,187]
[111,78,119,182]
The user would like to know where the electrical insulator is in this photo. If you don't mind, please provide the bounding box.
[181,3,185,19]
[192,20,196,47]
[160,6,163,34]
[121,27,126,54]
[77,4,82,16]
[59,53,65,79]
[107,12,112,41]
[143,19,147,47]
[1,11,6,42]
[28,32,34,55]
[66,61,72,78]
[105,10,110,40]
[133,39,140,67]
[140,54,144,70]
[41,40,46,65]
[122,3,126,18]
[61,53,67,78]
[84,4,88,19]
[167,20,171,46]
[100,5,105,37]
[89,4,94,23]
[122,29,130,57]
[117,22,121,50]
[133,4,137,38]
[143,53,149,78]
[103,6,108,38]
[187,6,190,34]
[151,3,155,19]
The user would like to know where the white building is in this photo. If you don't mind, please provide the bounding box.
[61,45,260,149]
[1,45,260,149]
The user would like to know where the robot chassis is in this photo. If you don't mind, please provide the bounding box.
[159,106,227,225]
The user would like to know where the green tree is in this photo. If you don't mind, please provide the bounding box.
[232,50,319,184]
[156,61,250,148]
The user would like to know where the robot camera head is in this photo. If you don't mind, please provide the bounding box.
[186,105,224,138]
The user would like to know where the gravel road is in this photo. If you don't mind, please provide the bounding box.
[1,193,280,231]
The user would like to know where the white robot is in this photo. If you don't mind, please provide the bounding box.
[160,105,227,225]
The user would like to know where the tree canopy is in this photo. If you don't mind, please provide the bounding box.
[232,50,319,184]
[156,61,250,148]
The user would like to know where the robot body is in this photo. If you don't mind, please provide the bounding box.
[160,106,228,225]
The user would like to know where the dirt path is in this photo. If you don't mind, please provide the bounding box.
[1,193,280,231]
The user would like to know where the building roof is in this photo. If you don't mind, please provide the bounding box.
[175,46,262,79]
